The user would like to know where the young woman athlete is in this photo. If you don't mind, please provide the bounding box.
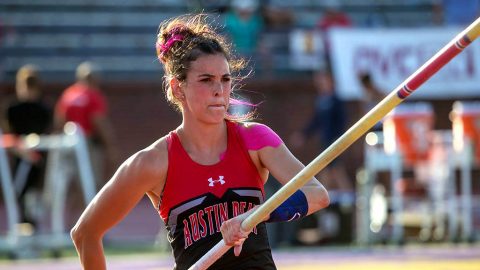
[71,14,330,270]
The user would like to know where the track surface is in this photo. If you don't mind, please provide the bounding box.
[1,244,479,270]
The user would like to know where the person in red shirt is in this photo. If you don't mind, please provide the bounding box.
[316,5,352,32]
[70,14,329,270]
[316,1,352,66]
[55,62,117,188]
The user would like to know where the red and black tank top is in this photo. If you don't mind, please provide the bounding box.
[159,121,276,270]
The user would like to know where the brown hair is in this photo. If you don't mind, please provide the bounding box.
[156,14,254,121]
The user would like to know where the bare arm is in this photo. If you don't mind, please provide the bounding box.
[92,115,115,150]
[221,123,329,254]
[92,115,118,163]
[70,140,167,269]
[258,143,330,215]
[53,110,66,133]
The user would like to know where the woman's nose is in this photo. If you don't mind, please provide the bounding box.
[213,81,223,96]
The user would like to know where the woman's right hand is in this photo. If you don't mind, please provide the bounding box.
[220,206,259,256]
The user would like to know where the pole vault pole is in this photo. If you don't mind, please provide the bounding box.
[189,17,480,270]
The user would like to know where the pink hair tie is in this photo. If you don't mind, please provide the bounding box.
[156,34,184,61]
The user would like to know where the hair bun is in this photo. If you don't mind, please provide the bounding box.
[156,25,191,62]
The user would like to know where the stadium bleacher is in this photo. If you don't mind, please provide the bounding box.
[0,0,189,81]
[0,0,437,82]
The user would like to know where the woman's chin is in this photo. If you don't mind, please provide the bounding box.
[207,108,227,120]
[199,114,226,125]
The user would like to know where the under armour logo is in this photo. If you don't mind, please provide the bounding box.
[208,176,225,187]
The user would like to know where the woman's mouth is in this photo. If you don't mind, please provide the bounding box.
[209,104,225,109]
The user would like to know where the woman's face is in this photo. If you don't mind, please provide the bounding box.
[179,53,232,124]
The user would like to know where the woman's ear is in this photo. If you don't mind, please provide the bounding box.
[170,78,185,101]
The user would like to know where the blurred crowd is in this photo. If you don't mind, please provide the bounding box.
[0,62,117,235]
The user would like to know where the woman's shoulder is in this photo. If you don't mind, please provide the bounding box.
[123,135,169,180]
[235,121,283,151]
[236,121,271,133]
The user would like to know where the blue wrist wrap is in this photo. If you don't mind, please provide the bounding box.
[267,190,308,223]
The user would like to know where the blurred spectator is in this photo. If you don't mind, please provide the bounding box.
[316,0,352,32]
[3,64,52,228]
[315,0,352,66]
[224,0,265,58]
[260,1,294,29]
[54,62,117,189]
[290,69,354,244]
[433,0,480,26]
[290,69,352,192]
[358,72,384,131]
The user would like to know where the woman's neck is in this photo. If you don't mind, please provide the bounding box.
[176,120,228,164]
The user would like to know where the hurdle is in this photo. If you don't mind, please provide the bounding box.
[0,122,96,257]
[0,129,20,253]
